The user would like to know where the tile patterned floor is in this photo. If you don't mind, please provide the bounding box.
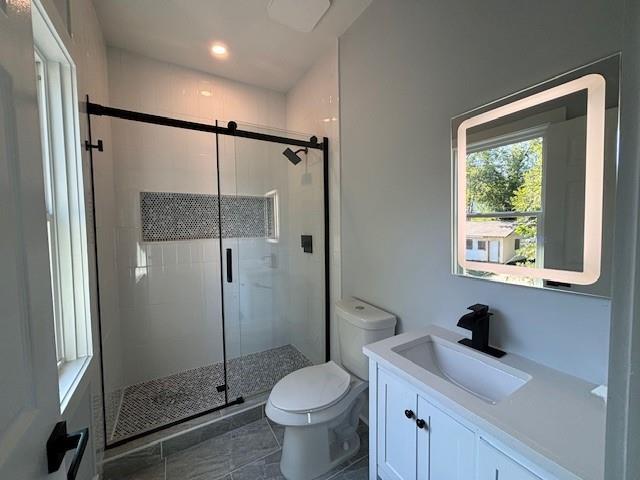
[109,345,311,443]
[119,417,369,480]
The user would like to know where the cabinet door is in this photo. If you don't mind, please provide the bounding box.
[417,396,475,480]
[377,369,419,480]
[478,439,542,480]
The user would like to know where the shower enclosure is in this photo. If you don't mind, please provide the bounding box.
[86,101,328,448]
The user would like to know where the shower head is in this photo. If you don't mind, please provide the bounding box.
[283,147,307,165]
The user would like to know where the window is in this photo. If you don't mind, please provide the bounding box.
[464,128,545,267]
[35,53,66,366]
[33,0,92,406]
[466,239,473,250]
[477,240,486,251]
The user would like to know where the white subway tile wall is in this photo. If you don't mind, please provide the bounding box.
[102,46,328,443]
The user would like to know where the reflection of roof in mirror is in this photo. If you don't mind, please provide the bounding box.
[466,221,516,238]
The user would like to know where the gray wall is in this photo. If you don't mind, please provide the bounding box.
[605,0,640,477]
[339,0,624,384]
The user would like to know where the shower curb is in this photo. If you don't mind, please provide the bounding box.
[101,401,266,479]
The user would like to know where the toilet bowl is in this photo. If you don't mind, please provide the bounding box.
[266,298,396,480]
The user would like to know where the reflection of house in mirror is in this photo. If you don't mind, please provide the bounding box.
[465,221,519,264]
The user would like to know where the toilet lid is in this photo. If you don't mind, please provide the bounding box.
[270,361,351,413]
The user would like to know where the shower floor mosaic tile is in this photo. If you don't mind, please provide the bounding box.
[110,345,311,443]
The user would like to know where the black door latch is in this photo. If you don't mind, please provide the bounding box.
[84,139,103,152]
[47,421,89,480]
[301,235,313,253]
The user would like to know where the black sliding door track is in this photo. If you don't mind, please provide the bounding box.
[86,101,324,150]
[85,98,331,451]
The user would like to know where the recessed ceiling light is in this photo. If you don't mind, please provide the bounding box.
[210,43,228,58]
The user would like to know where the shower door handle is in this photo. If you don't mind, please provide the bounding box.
[226,248,233,283]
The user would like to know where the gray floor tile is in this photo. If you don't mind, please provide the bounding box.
[265,417,285,447]
[231,450,285,480]
[103,444,162,480]
[163,405,262,457]
[315,459,354,480]
[119,460,166,480]
[330,456,368,480]
[232,451,369,480]
[165,419,279,480]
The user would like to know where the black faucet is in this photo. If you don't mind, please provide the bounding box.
[457,304,505,358]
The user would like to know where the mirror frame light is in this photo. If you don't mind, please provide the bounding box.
[456,74,606,285]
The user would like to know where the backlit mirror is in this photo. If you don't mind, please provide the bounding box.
[452,55,619,297]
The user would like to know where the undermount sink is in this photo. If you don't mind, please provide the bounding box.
[392,335,531,404]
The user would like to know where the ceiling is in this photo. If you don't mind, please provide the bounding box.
[93,0,371,92]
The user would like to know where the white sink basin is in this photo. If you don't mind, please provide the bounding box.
[392,335,531,404]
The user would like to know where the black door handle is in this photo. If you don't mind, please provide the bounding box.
[226,248,232,283]
[404,409,415,419]
[47,421,89,480]
[416,418,427,430]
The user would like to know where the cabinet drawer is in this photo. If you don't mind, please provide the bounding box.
[478,439,542,480]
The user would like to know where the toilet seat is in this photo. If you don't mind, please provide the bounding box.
[266,364,368,428]
[270,361,351,413]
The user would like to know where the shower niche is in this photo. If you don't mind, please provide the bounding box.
[87,105,328,447]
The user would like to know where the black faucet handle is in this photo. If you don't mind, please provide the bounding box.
[467,304,491,315]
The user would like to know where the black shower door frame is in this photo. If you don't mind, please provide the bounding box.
[85,96,330,449]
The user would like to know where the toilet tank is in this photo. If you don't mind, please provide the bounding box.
[336,298,396,380]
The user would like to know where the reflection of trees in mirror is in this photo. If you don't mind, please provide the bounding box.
[512,157,542,264]
[466,137,543,265]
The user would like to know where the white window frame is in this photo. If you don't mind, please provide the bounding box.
[32,0,92,410]
[465,127,547,267]
[35,51,66,367]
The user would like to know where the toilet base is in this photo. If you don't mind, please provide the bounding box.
[279,394,365,480]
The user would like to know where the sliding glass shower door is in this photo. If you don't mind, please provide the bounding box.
[90,101,328,447]
[100,117,228,445]
[219,125,326,402]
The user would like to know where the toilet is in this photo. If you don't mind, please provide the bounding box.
[266,298,396,480]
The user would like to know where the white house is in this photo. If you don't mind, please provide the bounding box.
[465,221,519,264]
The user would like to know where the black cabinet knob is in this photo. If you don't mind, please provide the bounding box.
[404,409,415,419]
[416,418,427,429]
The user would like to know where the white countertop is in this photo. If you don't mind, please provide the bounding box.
[363,325,606,480]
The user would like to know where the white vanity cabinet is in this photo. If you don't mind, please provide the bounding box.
[366,327,606,480]
[376,368,475,480]
[373,366,554,480]
[478,439,542,480]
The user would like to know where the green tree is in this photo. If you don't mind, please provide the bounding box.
[511,153,542,263]
[466,138,542,213]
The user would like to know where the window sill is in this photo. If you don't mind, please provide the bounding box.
[59,355,93,414]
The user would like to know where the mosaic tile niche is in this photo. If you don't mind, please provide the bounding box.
[140,191,276,242]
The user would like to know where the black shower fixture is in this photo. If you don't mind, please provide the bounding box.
[283,147,308,165]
